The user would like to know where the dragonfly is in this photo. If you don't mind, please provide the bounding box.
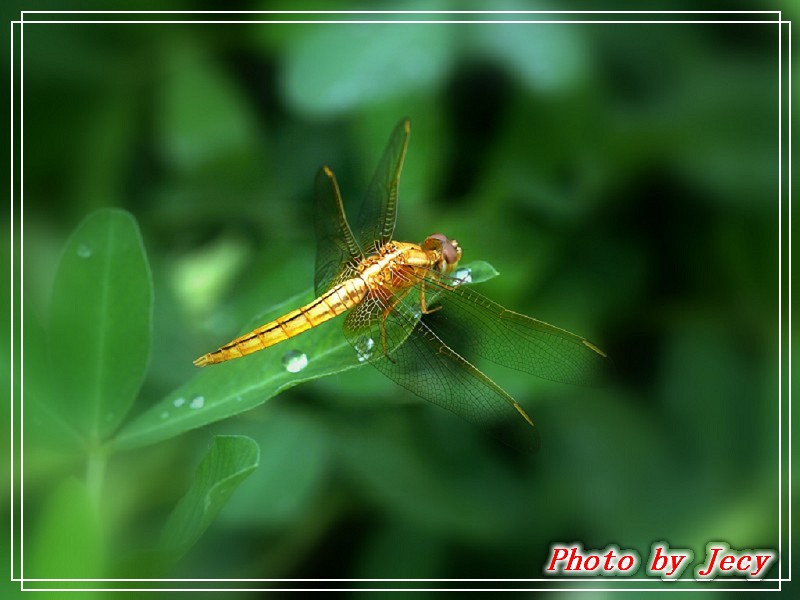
[194,119,607,449]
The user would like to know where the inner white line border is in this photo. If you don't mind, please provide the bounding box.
[8,9,791,594]
[17,10,787,15]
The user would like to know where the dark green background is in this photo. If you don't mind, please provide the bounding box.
[5,3,790,591]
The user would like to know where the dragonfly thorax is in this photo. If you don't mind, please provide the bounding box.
[355,243,407,289]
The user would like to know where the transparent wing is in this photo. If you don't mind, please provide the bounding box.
[353,118,411,255]
[343,288,539,451]
[411,268,609,386]
[313,166,363,296]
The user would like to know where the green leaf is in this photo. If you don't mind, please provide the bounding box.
[112,260,497,450]
[24,310,85,451]
[48,209,153,441]
[27,478,104,578]
[159,435,259,558]
[460,260,499,282]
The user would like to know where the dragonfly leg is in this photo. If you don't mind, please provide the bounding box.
[419,280,443,315]
[381,289,411,363]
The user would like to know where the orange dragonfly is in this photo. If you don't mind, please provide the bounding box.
[194,119,607,449]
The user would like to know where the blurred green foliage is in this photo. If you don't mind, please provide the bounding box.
[7,2,784,590]
[160,435,260,560]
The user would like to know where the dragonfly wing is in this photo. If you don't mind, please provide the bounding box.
[353,118,411,255]
[414,269,609,386]
[343,289,539,451]
[313,166,363,296]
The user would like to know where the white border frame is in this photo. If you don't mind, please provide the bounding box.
[8,8,791,594]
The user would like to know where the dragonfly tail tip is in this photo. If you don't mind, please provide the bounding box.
[513,402,535,428]
[581,340,607,358]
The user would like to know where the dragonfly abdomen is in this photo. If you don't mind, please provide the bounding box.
[194,279,367,366]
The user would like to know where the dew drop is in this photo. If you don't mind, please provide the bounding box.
[76,243,92,258]
[454,267,472,285]
[160,411,169,419]
[189,395,205,409]
[355,336,375,363]
[282,350,309,373]
[173,397,186,408]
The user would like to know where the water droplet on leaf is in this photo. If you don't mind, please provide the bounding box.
[282,350,309,373]
[355,336,375,362]
[76,244,92,258]
[189,395,205,409]
[173,397,186,408]
[454,268,472,285]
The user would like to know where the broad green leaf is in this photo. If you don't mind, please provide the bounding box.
[48,209,153,441]
[24,309,84,452]
[27,478,104,578]
[159,435,259,558]
[456,260,498,282]
[112,261,497,450]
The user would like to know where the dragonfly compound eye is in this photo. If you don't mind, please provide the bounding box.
[425,233,459,265]
[442,241,458,265]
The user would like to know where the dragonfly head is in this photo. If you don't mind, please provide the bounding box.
[423,233,462,274]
